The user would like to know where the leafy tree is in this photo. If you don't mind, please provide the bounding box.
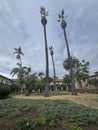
[11,47,23,91]
[63,56,90,91]
[58,10,77,95]
[10,46,29,92]
[42,76,53,85]
[88,78,98,87]
[25,72,38,95]
[40,6,49,97]
[11,64,27,84]
[24,67,32,77]
[38,72,45,92]
[63,74,71,91]
[38,72,44,79]
[49,46,56,90]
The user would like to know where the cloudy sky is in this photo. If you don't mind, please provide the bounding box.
[0,0,98,79]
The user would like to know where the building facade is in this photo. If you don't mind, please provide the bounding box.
[0,75,13,87]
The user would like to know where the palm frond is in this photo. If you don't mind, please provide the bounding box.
[20,52,24,55]
[17,63,21,68]
[58,14,61,18]
[61,9,64,16]
[10,68,20,77]
[57,19,60,22]
[13,48,18,51]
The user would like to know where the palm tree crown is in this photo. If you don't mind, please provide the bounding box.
[49,46,54,56]
[40,6,49,26]
[38,72,44,79]
[58,9,68,29]
[13,46,24,66]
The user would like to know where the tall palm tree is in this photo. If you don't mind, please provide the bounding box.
[12,46,24,78]
[58,9,77,95]
[13,46,24,67]
[11,46,25,92]
[49,46,56,90]
[40,6,49,97]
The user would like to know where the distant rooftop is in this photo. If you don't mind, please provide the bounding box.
[0,72,17,79]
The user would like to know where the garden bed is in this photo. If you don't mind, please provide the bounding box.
[0,98,98,130]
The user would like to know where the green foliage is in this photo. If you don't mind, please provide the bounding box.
[10,84,20,93]
[63,74,71,91]
[70,123,82,130]
[88,78,98,87]
[91,98,98,102]
[49,84,55,90]
[85,89,98,94]
[63,56,89,83]
[18,117,33,130]
[25,73,39,94]
[49,120,56,127]
[33,117,46,126]
[42,76,53,84]
[0,99,98,126]
[0,86,11,99]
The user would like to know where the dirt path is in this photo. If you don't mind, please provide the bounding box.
[13,93,98,109]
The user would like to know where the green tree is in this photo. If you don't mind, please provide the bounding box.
[13,46,24,67]
[49,46,56,90]
[42,76,53,85]
[10,63,28,92]
[40,6,49,97]
[88,78,98,87]
[63,74,71,91]
[11,46,24,80]
[38,72,45,92]
[25,72,38,95]
[58,10,77,95]
[24,67,31,76]
[10,46,28,92]
[38,72,44,79]
[63,56,90,91]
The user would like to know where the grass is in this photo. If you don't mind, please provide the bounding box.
[91,98,98,102]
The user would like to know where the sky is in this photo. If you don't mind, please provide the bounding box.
[0,0,98,79]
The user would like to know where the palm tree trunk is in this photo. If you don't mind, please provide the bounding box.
[63,29,77,95]
[51,55,56,90]
[43,25,49,97]
[20,57,22,67]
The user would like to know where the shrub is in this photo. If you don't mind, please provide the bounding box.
[49,120,56,127]
[10,84,20,93]
[18,117,33,130]
[33,117,46,126]
[70,123,82,130]
[49,85,55,91]
[0,86,11,99]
